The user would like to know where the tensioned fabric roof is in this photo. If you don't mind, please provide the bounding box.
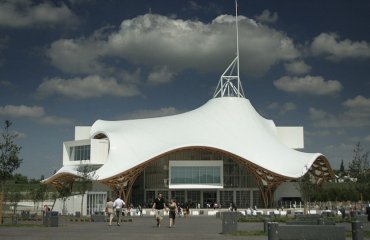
[83,97,328,179]
[45,96,333,186]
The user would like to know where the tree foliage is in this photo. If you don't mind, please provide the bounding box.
[76,164,96,217]
[53,182,73,214]
[296,173,319,213]
[348,142,369,201]
[0,120,22,186]
[348,142,369,180]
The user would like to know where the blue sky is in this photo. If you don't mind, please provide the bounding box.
[0,0,369,179]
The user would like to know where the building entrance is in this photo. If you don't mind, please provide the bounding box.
[203,191,217,208]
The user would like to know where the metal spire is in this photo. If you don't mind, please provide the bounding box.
[213,0,245,98]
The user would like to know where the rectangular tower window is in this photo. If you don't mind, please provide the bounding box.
[169,161,223,189]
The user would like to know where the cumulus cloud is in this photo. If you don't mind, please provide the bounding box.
[116,107,184,120]
[0,104,73,125]
[148,65,176,84]
[36,75,141,99]
[47,38,108,75]
[274,75,342,95]
[341,95,370,120]
[311,33,370,61]
[342,95,370,109]
[309,95,370,128]
[0,0,78,28]
[284,60,312,75]
[267,102,296,115]
[47,13,299,78]
[0,105,44,118]
[255,9,278,23]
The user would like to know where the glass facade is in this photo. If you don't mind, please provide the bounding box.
[130,149,263,208]
[69,145,90,161]
[170,166,221,185]
[86,192,106,215]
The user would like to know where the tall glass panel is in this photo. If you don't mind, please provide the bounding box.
[220,190,233,207]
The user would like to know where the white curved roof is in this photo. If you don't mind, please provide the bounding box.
[89,97,322,181]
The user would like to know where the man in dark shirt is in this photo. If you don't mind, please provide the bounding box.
[152,193,167,227]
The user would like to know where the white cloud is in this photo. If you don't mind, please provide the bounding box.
[148,65,176,84]
[274,75,342,95]
[39,115,74,125]
[322,143,355,169]
[341,95,370,121]
[47,38,108,75]
[342,95,370,109]
[309,95,370,128]
[267,102,296,115]
[255,9,278,23]
[36,75,141,99]
[188,1,202,10]
[0,105,44,118]
[311,33,370,61]
[47,13,299,78]
[117,107,183,120]
[364,135,370,142]
[0,104,73,125]
[309,107,331,121]
[284,60,312,75]
[0,0,78,28]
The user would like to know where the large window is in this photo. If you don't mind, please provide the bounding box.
[86,192,107,215]
[169,161,223,188]
[69,145,90,161]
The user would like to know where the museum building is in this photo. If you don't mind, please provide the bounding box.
[43,9,335,212]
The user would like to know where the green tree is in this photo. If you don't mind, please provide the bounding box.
[0,120,22,223]
[76,164,96,218]
[7,191,22,217]
[348,142,369,201]
[30,183,49,213]
[339,160,345,175]
[12,173,28,184]
[52,183,73,215]
[296,173,318,214]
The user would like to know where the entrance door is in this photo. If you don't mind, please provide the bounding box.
[203,191,217,208]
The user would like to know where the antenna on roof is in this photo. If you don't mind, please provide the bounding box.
[213,0,245,99]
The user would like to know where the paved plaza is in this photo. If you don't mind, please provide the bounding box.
[0,215,369,240]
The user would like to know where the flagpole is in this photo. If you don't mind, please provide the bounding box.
[235,0,240,94]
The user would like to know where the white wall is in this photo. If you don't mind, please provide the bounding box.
[276,126,304,149]
[90,139,109,165]
[75,126,91,140]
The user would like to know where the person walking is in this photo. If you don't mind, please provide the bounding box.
[105,197,114,226]
[113,195,125,226]
[152,192,167,227]
[168,199,177,228]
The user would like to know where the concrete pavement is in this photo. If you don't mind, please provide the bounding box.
[0,215,369,240]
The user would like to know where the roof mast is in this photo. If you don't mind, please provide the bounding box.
[213,0,245,98]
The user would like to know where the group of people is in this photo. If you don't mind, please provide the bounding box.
[152,193,178,228]
[106,193,181,228]
[105,196,125,226]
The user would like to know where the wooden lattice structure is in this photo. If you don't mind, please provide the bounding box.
[45,146,336,207]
